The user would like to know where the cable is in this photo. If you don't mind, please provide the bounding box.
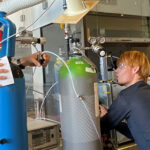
[42,51,81,99]
[25,44,40,95]
[40,117,60,124]
[32,44,39,52]
[26,88,44,95]
[0,0,57,45]
[112,56,119,59]
[81,100,101,141]
[26,67,37,94]
[25,48,101,142]
[39,81,58,118]
[110,55,115,70]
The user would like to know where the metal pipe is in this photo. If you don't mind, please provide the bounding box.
[99,51,108,81]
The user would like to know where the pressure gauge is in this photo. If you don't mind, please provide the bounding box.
[99,37,105,44]
[88,37,97,45]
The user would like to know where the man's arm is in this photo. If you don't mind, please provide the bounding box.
[100,92,130,133]
[0,52,50,86]
[13,52,50,68]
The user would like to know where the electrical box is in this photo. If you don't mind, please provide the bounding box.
[27,119,60,150]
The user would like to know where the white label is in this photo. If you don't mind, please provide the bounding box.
[59,94,62,112]
[94,82,99,117]
[75,61,84,64]
[0,56,14,86]
[85,67,96,73]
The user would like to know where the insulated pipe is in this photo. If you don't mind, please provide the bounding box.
[0,0,48,15]
[0,0,87,16]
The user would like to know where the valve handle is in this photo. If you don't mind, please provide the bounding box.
[38,53,45,65]
[0,138,7,144]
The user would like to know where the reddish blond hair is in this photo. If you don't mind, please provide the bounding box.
[117,51,150,82]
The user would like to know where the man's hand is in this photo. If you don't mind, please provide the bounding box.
[99,104,108,118]
[15,52,50,68]
[42,53,50,67]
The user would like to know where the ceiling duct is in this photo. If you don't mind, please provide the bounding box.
[0,0,47,15]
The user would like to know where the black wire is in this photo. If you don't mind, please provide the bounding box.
[110,55,116,70]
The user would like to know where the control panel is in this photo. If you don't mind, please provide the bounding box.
[28,119,60,150]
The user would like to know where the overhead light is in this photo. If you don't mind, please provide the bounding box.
[53,0,99,24]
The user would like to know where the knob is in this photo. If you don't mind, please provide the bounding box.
[0,139,7,144]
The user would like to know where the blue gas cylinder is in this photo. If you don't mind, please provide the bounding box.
[0,12,28,150]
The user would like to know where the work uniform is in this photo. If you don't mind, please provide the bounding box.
[101,81,150,150]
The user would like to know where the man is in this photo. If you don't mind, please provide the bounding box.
[100,51,150,150]
[0,52,50,81]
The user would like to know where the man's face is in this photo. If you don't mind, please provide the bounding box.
[115,63,136,86]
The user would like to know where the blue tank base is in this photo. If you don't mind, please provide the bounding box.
[0,79,28,150]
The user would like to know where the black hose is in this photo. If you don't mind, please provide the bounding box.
[66,38,70,59]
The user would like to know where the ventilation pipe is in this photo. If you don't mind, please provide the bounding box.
[0,0,86,16]
[0,0,47,15]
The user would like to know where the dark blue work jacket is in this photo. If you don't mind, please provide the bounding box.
[101,81,150,150]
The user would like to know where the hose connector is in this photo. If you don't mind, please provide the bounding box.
[78,95,85,101]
